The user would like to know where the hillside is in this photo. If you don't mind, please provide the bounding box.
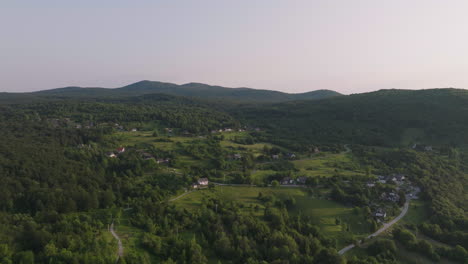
[232,88,468,147]
[27,80,342,102]
[0,86,466,264]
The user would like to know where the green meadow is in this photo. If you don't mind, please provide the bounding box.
[293,152,365,178]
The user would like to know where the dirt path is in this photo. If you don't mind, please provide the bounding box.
[338,199,410,255]
[110,221,123,262]
[169,190,194,202]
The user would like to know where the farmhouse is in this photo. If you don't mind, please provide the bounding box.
[197,178,209,186]
[117,147,125,153]
[272,154,280,160]
[191,178,209,189]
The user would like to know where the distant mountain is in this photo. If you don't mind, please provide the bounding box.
[30,80,342,102]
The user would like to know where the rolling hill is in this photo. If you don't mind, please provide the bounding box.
[232,88,468,147]
[29,80,342,102]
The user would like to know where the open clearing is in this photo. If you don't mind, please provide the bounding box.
[293,152,365,178]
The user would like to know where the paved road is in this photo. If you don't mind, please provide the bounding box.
[110,221,123,262]
[338,199,410,255]
[212,182,305,188]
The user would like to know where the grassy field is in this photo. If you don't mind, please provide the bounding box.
[401,200,430,226]
[111,131,361,179]
[293,152,365,178]
[173,186,370,247]
[250,169,276,184]
[112,131,194,150]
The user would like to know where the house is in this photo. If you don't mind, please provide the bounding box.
[117,147,126,153]
[233,153,242,160]
[424,146,433,151]
[224,128,233,132]
[157,158,170,164]
[197,178,209,186]
[377,175,387,184]
[106,152,116,158]
[280,177,294,185]
[142,153,153,160]
[131,128,137,132]
[272,154,280,160]
[387,175,397,182]
[296,176,307,185]
[394,174,405,181]
[366,182,376,188]
[286,153,296,159]
[381,192,400,202]
[374,209,387,218]
[314,147,320,153]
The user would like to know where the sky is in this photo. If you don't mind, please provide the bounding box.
[1,0,468,94]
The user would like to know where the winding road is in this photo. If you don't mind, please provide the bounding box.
[338,199,410,255]
[110,221,123,262]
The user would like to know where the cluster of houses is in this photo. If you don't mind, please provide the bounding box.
[412,144,433,152]
[271,153,296,160]
[192,178,209,189]
[375,174,405,185]
[380,191,400,202]
[369,173,421,221]
[106,147,170,164]
[279,176,307,185]
[211,128,246,133]
[139,150,170,164]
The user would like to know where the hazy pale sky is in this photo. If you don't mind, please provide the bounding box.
[1,0,468,93]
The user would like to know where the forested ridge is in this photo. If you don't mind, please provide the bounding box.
[0,88,466,263]
[231,88,468,148]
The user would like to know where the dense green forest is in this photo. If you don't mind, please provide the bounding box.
[230,89,468,148]
[0,86,466,263]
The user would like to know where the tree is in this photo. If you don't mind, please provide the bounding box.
[313,248,345,264]
[14,251,34,264]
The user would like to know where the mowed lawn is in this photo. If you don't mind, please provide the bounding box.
[173,186,370,247]
[292,153,364,178]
